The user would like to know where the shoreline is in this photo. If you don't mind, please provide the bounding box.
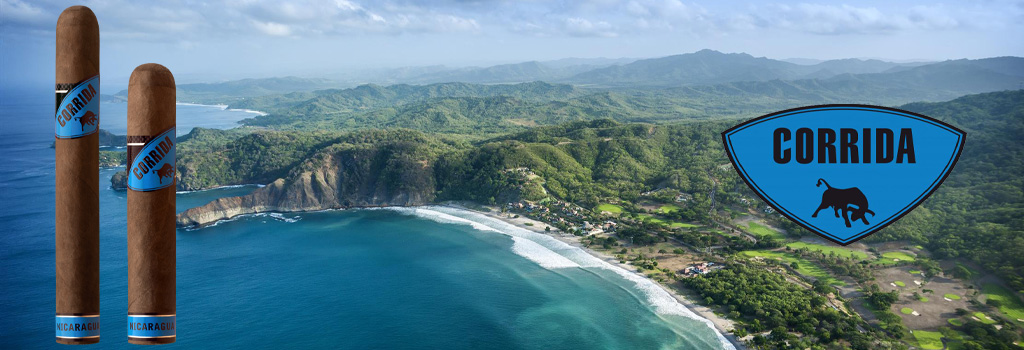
[438,203,746,350]
[175,196,744,349]
[175,101,268,116]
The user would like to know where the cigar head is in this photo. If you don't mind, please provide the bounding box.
[56,6,99,83]
[128,64,176,136]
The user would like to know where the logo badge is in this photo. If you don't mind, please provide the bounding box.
[128,127,176,192]
[55,75,100,139]
[722,105,965,245]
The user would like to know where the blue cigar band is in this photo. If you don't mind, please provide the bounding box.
[127,314,176,339]
[55,314,100,339]
[55,75,100,139]
[127,127,175,192]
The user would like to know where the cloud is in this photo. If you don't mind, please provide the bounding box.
[737,3,965,35]
[0,0,1015,42]
[563,17,617,37]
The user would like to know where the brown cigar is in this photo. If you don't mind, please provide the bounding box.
[55,5,100,345]
[126,64,176,345]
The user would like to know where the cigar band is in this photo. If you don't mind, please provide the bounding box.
[127,314,176,339]
[55,314,100,339]
[55,75,100,139]
[127,127,175,192]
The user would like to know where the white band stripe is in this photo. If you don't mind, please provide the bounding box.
[56,90,69,93]
[127,143,146,146]
[57,335,100,339]
[128,335,176,339]
[56,315,99,318]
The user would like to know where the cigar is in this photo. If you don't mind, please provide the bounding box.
[126,64,176,345]
[55,6,100,345]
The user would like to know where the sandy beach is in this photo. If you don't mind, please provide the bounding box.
[445,204,746,350]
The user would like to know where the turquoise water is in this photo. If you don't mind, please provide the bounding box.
[0,92,731,349]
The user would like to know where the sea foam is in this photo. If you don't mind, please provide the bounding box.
[385,206,736,350]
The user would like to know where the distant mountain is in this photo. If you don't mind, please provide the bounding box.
[400,60,626,84]
[568,49,814,86]
[800,58,925,78]
[569,50,1024,92]
[113,76,342,104]
[231,81,585,116]
[825,57,1024,95]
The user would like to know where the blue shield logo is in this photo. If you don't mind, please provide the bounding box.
[722,105,965,245]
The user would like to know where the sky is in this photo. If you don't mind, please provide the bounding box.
[2,0,1023,90]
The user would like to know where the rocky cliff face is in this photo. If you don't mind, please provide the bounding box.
[177,142,436,227]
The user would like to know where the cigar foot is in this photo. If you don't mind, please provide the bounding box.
[127,337,176,345]
[55,337,100,345]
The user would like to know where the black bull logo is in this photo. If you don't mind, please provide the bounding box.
[155,163,175,183]
[812,179,875,227]
[75,111,98,131]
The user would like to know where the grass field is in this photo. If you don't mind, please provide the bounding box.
[945,293,962,300]
[948,318,963,326]
[982,283,1024,321]
[909,270,922,274]
[741,250,844,286]
[786,242,869,260]
[876,251,916,265]
[974,312,997,324]
[901,307,914,314]
[912,330,944,350]
[919,296,930,302]
[637,213,698,229]
[895,281,906,287]
[658,205,680,214]
[746,222,784,239]
[597,203,623,214]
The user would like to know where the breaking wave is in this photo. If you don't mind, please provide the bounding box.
[378,205,735,350]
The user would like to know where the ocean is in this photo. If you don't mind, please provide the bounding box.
[0,91,731,349]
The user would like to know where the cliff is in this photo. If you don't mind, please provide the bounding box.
[176,133,440,227]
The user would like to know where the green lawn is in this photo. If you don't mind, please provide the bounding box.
[982,283,1024,321]
[786,242,868,260]
[948,318,963,326]
[876,251,916,265]
[901,307,914,314]
[909,270,922,274]
[746,222,784,239]
[974,312,997,324]
[912,330,944,350]
[895,281,906,287]
[637,213,697,229]
[741,250,844,286]
[658,205,681,214]
[944,293,962,300]
[597,203,623,214]
[919,296,930,302]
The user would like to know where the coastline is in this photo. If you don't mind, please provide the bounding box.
[437,203,746,350]
[175,101,268,116]
[177,196,744,349]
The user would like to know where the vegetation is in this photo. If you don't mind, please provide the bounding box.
[596,203,623,214]
[910,330,944,350]
[785,242,869,260]
[745,222,783,239]
[682,264,900,349]
[155,74,1024,348]
[741,250,844,286]
[982,283,1024,320]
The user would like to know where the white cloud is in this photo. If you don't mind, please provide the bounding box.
[739,3,965,35]
[563,17,617,37]
[252,21,292,36]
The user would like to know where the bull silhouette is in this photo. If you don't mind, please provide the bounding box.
[75,111,98,131]
[155,163,175,183]
[812,179,875,227]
